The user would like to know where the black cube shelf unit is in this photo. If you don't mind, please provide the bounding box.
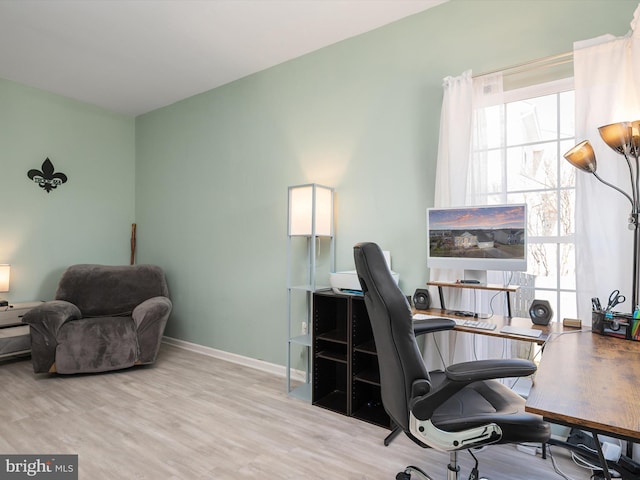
[312,289,391,429]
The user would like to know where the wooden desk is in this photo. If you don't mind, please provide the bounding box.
[526,331,640,479]
[526,331,640,441]
[413,308,567,345]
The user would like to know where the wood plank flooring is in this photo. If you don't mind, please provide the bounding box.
[0,345,591,479]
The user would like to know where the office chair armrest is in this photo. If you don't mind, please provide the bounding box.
[445,358,537,382]
[413,318,456,336]
[409,359,537,420]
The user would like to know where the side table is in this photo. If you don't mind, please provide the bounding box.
[0,301,42,359]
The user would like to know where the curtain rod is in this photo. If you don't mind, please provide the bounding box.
[473,51,573,78]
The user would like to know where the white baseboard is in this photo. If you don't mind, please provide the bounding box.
[162,336,305,382]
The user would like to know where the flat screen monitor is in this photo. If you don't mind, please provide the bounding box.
[427,204,527,282]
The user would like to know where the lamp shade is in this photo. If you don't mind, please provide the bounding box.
[0,265,10,293]
[598,122,633,155]
[632,120,640,155]
[564,140,597,173]
[288,184,334,236]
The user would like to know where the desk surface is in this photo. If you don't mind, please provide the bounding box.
[413,308,568,344]
[526,331,640,442]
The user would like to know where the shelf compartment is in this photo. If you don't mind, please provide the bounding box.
[316,349,348,363]
[352,382,390,429]
[313,357,348,414]
[353,351,381,385]
[353,368,380,385]
[354,339,376,354]
[313,390,348,415]
[314,293,349,341]
[316,329,347,344]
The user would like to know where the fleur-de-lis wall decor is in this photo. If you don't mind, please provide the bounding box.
[27,157,68,193]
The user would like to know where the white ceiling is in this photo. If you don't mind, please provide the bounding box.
[0,0,447,116]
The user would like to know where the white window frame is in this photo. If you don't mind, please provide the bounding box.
[473,77,576,321]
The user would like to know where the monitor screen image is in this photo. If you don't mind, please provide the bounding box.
[426,204,527,275]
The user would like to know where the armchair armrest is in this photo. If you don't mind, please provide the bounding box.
[410,358,537,420]
[132,296,172,328]
[133,296,172,364]
[22,300,81,332]
[22,300,81,373]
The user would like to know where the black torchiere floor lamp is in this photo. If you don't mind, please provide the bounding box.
[564,121,640,310]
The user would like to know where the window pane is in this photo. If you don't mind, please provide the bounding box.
[527,191,559,237]
[506,94,558,145]
[560,243,576,290]
[529,243,557,289]
[506,143,558,191]
[559,189,574,236]
[560,291,577,320]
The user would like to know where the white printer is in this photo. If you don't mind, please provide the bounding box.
[329,251,399,294]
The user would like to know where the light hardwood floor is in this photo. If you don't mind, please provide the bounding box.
[0,345,590,479]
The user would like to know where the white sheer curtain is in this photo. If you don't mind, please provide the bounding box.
[424,71,508,368]
[574,4,640,322]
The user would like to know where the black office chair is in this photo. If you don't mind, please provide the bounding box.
[353,242,550,480]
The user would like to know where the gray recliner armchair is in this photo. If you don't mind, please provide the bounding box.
[23,264,172,374]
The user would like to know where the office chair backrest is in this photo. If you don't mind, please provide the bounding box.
[354,242,430,433]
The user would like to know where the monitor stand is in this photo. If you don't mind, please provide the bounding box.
[462,269,487,285]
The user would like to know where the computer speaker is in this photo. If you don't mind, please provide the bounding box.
[413,289,431,310]
[529,299,553,326]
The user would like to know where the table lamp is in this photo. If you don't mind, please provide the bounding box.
[0,264,10,307]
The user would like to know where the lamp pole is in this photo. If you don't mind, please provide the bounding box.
[565,121,640,310]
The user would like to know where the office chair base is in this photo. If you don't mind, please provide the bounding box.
[396,452,490,480]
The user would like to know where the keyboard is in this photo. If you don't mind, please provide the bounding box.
[500,325,542,338]
[412,314,443,321]
[413,314,496,331]
[455,319,497,331]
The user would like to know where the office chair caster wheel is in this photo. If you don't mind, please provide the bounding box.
[396,466,434,480]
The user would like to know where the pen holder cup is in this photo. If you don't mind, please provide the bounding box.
[592,311,634,340]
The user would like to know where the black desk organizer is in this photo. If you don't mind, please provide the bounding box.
[592,311,638,340]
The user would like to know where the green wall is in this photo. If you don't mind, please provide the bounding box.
[0,78,135,301]
[135,0,638,365]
